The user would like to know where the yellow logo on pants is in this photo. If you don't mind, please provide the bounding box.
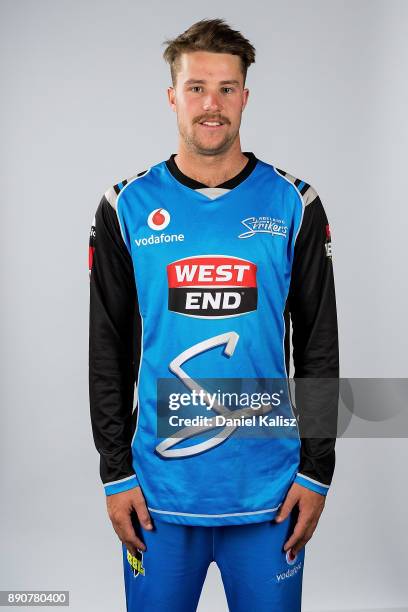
[127,549,145,577]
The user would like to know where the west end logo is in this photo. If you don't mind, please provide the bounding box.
[167,255,258,319]
[238,216,288,239]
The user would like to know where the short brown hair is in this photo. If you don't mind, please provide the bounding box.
[162,18,256,87]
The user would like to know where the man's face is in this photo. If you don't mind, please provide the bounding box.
[167,51,249,156]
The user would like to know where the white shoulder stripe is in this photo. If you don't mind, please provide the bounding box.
[273,167,318,207]
[103,168,152,251]
[104,168,151,211]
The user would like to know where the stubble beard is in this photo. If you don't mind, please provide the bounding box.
[177,116,240,157]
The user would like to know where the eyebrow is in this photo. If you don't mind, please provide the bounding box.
[184,79,241,86]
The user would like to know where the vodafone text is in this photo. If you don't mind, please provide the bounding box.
[135,233,184,247]
[276,561,303,582]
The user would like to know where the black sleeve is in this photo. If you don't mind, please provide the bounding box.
[287,194,340,495]
[88,194,141,495]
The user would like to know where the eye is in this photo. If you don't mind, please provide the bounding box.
[222,87,234,94]
[190,86,203,93]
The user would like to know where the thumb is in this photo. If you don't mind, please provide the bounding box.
[275,491,297,523]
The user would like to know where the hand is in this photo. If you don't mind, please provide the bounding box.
[274,483,326,558]
[106,486,153,556]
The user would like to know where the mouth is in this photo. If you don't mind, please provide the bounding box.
[198,120,226,130]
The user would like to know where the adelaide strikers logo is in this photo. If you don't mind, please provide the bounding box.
[147,208,170,231]
[238,215,288,239]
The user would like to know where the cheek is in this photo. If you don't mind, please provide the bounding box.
[230,99,244,116]
[178,98,199,122]
[220,98,241,122]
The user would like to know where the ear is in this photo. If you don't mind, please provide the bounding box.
[167,86,176,112]
[242,88,250,111]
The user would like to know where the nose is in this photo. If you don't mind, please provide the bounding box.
[202,91,222,112]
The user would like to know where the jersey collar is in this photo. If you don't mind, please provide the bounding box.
[165,151,258,190]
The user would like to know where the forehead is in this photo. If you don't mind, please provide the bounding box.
[177,51,242,83]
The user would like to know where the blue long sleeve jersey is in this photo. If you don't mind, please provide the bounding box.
[88,152,339,526]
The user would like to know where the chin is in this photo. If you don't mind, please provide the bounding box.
[194,137,232,155]
[195,145,228,156]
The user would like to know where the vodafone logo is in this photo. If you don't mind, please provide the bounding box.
[167,255,258,319]
[286,550,298,566]
[147,208,170,231]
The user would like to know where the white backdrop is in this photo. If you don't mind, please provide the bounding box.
[1,0,407,610]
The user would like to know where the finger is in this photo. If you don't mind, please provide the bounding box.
[123,533,147,557]
[282,517,310,552]
[110,513,147,553]
[133,498,154,530]
[121,520,147,555]
[291,531,313,557]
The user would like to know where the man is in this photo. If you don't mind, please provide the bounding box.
[88,18,339,612]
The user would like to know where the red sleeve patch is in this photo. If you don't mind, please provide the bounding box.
[89,217,96,275]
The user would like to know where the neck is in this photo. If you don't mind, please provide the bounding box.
[174,139,249,187]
